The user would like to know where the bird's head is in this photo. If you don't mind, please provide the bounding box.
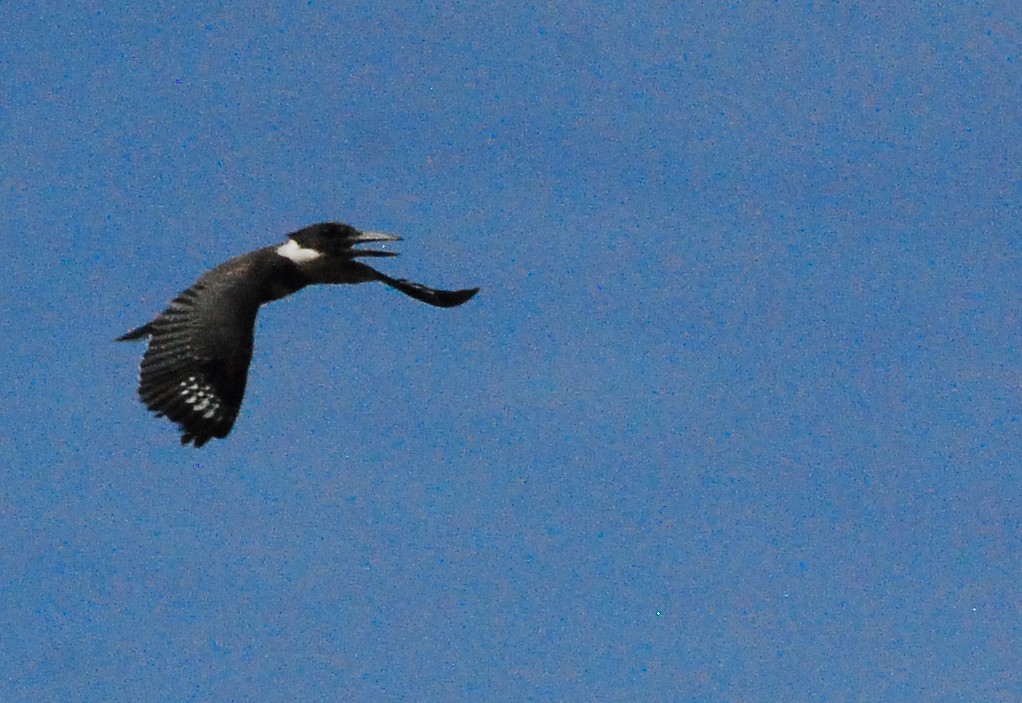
[276,222,401,263]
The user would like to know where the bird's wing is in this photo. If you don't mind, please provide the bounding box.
[375,272,480,307]
[328,261,479,308]
[122,258,264,447]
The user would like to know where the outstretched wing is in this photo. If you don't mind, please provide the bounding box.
[306,258,478,306]
[323,261,479,307]
[118,258,265,447]
[375,272,480,307]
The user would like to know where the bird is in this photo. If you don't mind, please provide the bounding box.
[117,222,479,447]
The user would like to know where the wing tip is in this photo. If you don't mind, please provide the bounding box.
[440,287,481,307]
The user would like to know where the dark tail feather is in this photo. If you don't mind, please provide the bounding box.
[116,322,155,341]
[376,273,479,308]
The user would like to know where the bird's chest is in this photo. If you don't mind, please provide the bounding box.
[261,259,309,301]
[266,279,304,301]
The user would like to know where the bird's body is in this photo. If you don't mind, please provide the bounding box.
[118,222,478,447]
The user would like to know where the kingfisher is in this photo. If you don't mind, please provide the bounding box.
[118,222,479,447]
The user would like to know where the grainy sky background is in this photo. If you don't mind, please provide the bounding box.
[3,2,1021,701]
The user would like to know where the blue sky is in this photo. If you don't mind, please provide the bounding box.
[3,2,1020,701]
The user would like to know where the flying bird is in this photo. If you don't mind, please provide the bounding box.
[118,222,479,447]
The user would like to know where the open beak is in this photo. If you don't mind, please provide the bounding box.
[350,230,402,258]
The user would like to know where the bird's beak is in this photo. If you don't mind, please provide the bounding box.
[350,231,402,258]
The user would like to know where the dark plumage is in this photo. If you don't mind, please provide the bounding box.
[118,222,479,447]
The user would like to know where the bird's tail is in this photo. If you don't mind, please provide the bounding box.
[115,322,155,342]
